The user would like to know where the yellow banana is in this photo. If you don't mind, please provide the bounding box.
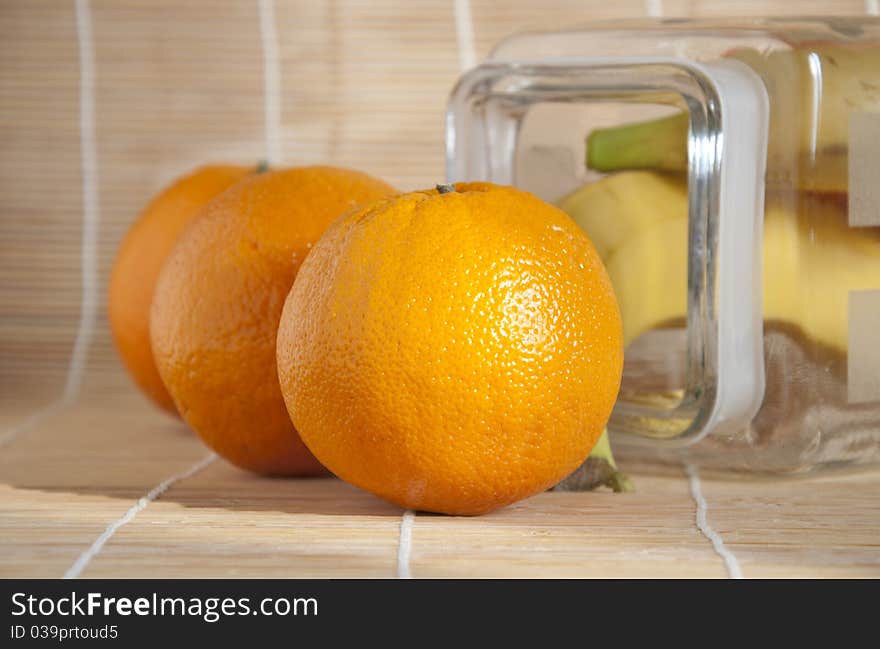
[561,42,880,486]
[763,197,880,351]
[564,172,880,354]
[604,216,687,347]
[557,170,687,260]
[556,173,679,492]
[559,172,880,489]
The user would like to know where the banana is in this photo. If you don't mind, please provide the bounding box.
[604,216,687,346]
[586,44,880,193]
[560,41,880,488]
[557,170,687,260]
[561,171,688,349]
[565,171,880,353]
[557,171,880,490]
[763,196,880,351]
[553,429,633,493]
[586,113,687,176]
[555,172,687,492]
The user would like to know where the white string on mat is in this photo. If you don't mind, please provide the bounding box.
[396,509,415,579]
[67,0,100,407]
[641,0,742,580]
[685,463,744,579]
[63,452,218,579]
[0,402,66,448]
[453,0,477,72]
[1,0,100,449]
[257,0,282,167]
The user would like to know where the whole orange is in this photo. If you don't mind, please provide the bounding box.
[150,166,396,475]
[109,164,252,414]
[277,182,623,514]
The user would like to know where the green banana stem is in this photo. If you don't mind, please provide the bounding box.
[553,429,634,493]
[586,111,688,173]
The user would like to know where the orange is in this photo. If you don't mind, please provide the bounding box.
[109,164,252,414]
[277,182,624,514]
[150,166,397,475]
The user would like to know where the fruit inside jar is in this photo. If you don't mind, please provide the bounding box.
[555,40,880,472]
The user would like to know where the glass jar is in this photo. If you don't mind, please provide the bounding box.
[446,17,880,472]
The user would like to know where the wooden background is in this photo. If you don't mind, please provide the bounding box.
[2,0,879,579]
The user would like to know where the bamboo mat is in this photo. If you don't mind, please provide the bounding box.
[2,1,880,578]
[0,0,874,390]
[2,377,880,578]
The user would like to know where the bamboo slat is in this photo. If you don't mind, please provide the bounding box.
[2,0,879,579]
[1,388,878,578]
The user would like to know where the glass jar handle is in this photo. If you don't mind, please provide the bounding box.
[687,58,769,442]
[446,57,769,445]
